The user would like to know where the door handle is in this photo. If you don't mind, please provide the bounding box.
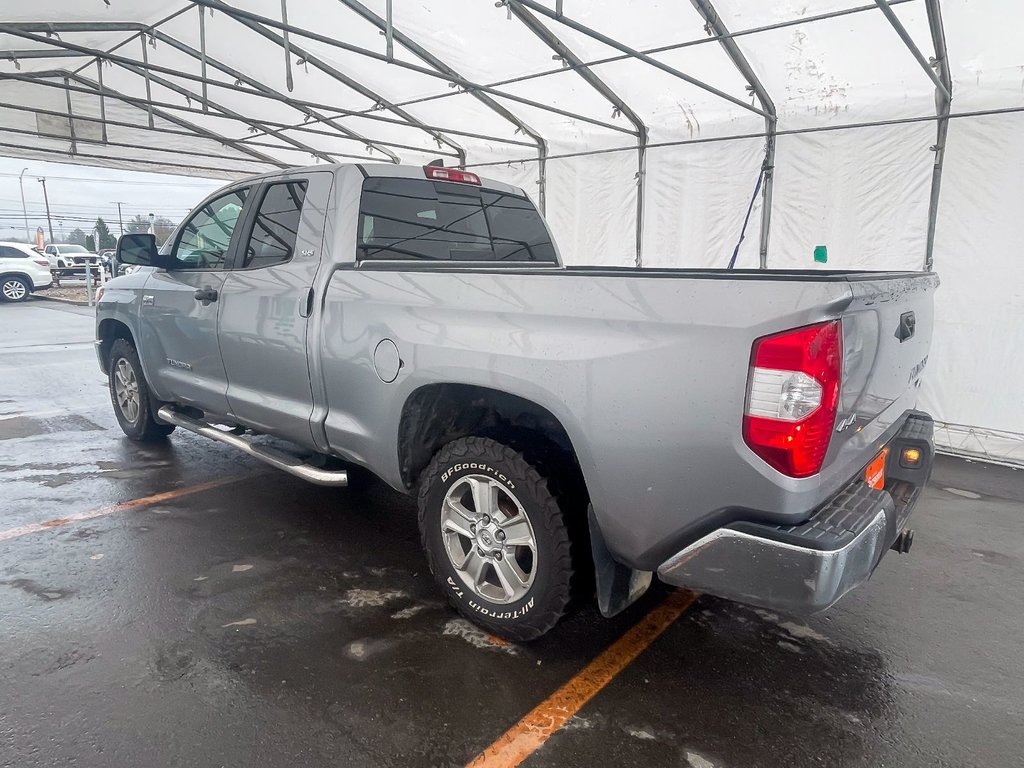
[193,287,219,305]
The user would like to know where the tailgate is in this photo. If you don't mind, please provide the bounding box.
[828,272,939,466]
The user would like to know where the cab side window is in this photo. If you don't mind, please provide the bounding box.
[241,181,307,269]
[173,188,249,270]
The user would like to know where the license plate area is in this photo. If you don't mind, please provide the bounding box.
[865,447,889,490]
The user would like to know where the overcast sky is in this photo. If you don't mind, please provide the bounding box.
[0,155,226,244]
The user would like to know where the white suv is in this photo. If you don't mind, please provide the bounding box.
[0,242,53,302]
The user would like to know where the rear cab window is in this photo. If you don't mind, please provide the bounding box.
[357,177,556,264]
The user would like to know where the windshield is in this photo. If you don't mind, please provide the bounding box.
[59,245,89,253]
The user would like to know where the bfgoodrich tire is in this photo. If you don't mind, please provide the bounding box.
[107,338,175,442]
[418,436,573,642]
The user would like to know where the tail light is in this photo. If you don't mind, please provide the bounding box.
[424,166,481,185]
[33,258,50,267]
[743,320,842,478]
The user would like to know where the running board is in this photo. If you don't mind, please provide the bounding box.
[156,406,348,487]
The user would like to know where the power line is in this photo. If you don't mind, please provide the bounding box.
[0,171,221,188]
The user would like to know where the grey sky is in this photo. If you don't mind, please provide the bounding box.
[0,155,224,243]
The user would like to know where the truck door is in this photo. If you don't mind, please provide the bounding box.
[138,186,251,416]
[217,171,333,447]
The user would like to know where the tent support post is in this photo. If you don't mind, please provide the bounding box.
[334,0,548,186]
[149,31,406,162]
[924,0,951,271]
[63,76,77,154]
[385,0,394,61]
[280,0,294,92]
[508,2,646,265]
[140,37,154,128]
[690,0,777,270]
[508,0,768,118]
[196,12,467,165]
[198,5,209,110]
[190,1,627,135]
[874,0,951,102]
[95,60,107,142]
[0,28,375,163]
[67,71,290,168]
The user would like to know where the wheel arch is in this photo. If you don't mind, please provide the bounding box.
[97,318,136,373]
[397,382,585,495]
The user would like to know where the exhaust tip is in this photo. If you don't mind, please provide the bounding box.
[891,527,914,554]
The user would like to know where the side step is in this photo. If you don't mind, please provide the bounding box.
[157,406,348,487]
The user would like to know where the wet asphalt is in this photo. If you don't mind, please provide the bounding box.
[1,300,1022,768]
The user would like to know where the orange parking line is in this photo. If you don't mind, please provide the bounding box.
[466,589,699,768]
[0,475,252,542]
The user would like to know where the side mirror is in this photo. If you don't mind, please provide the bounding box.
[116,233,167,269]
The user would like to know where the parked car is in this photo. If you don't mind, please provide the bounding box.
[96,163,937,641]
[0,241,53,302]
[44,243,100,276]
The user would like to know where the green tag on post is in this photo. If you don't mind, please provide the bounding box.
[813,245,828,263]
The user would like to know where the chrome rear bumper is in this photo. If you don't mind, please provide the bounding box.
[657,507,890,614]
[658,412,933,614]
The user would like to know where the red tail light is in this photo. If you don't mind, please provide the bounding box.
[33,258,50,267]
[424,166,481,185]
[743,320,842,478]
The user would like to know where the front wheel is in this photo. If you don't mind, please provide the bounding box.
[1,276,30,302]
[418,436,573,642]
[107,338,175,441]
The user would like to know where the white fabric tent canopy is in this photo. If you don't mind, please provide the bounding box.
[1,0,1022,463]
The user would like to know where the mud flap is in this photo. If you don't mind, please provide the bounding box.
[589,504,652,618]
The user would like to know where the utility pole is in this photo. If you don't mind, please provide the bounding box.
[37,177,55,244]
[112,201,126,236]
[18,168,30,241]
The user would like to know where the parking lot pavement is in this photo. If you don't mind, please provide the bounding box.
[2,301,1023,768]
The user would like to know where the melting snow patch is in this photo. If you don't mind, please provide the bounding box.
[778,620,833,645]
[563,716,593,732]
[943,487,981,500]
[222,618,257,628]
[231,564,254,573]
[89,553,104,561]
[442,619,518,654]
[347,640,367,660]
[686,752,715,768]
[391,604,426,619]
[777,640,804,654]
[339,588,407,608]
[628,728,656,741]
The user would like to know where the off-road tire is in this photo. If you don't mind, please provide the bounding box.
[418,436,573,642]
[107,338,175,442]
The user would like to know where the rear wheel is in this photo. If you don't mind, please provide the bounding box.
[107,338,175,441]
[1,276,30,302]
[418,436,573,642]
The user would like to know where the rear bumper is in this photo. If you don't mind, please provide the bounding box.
[657,412,933,614]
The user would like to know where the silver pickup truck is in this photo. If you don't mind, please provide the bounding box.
[97,163,937,641]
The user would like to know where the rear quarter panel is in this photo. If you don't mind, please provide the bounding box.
[319,268,864,569]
